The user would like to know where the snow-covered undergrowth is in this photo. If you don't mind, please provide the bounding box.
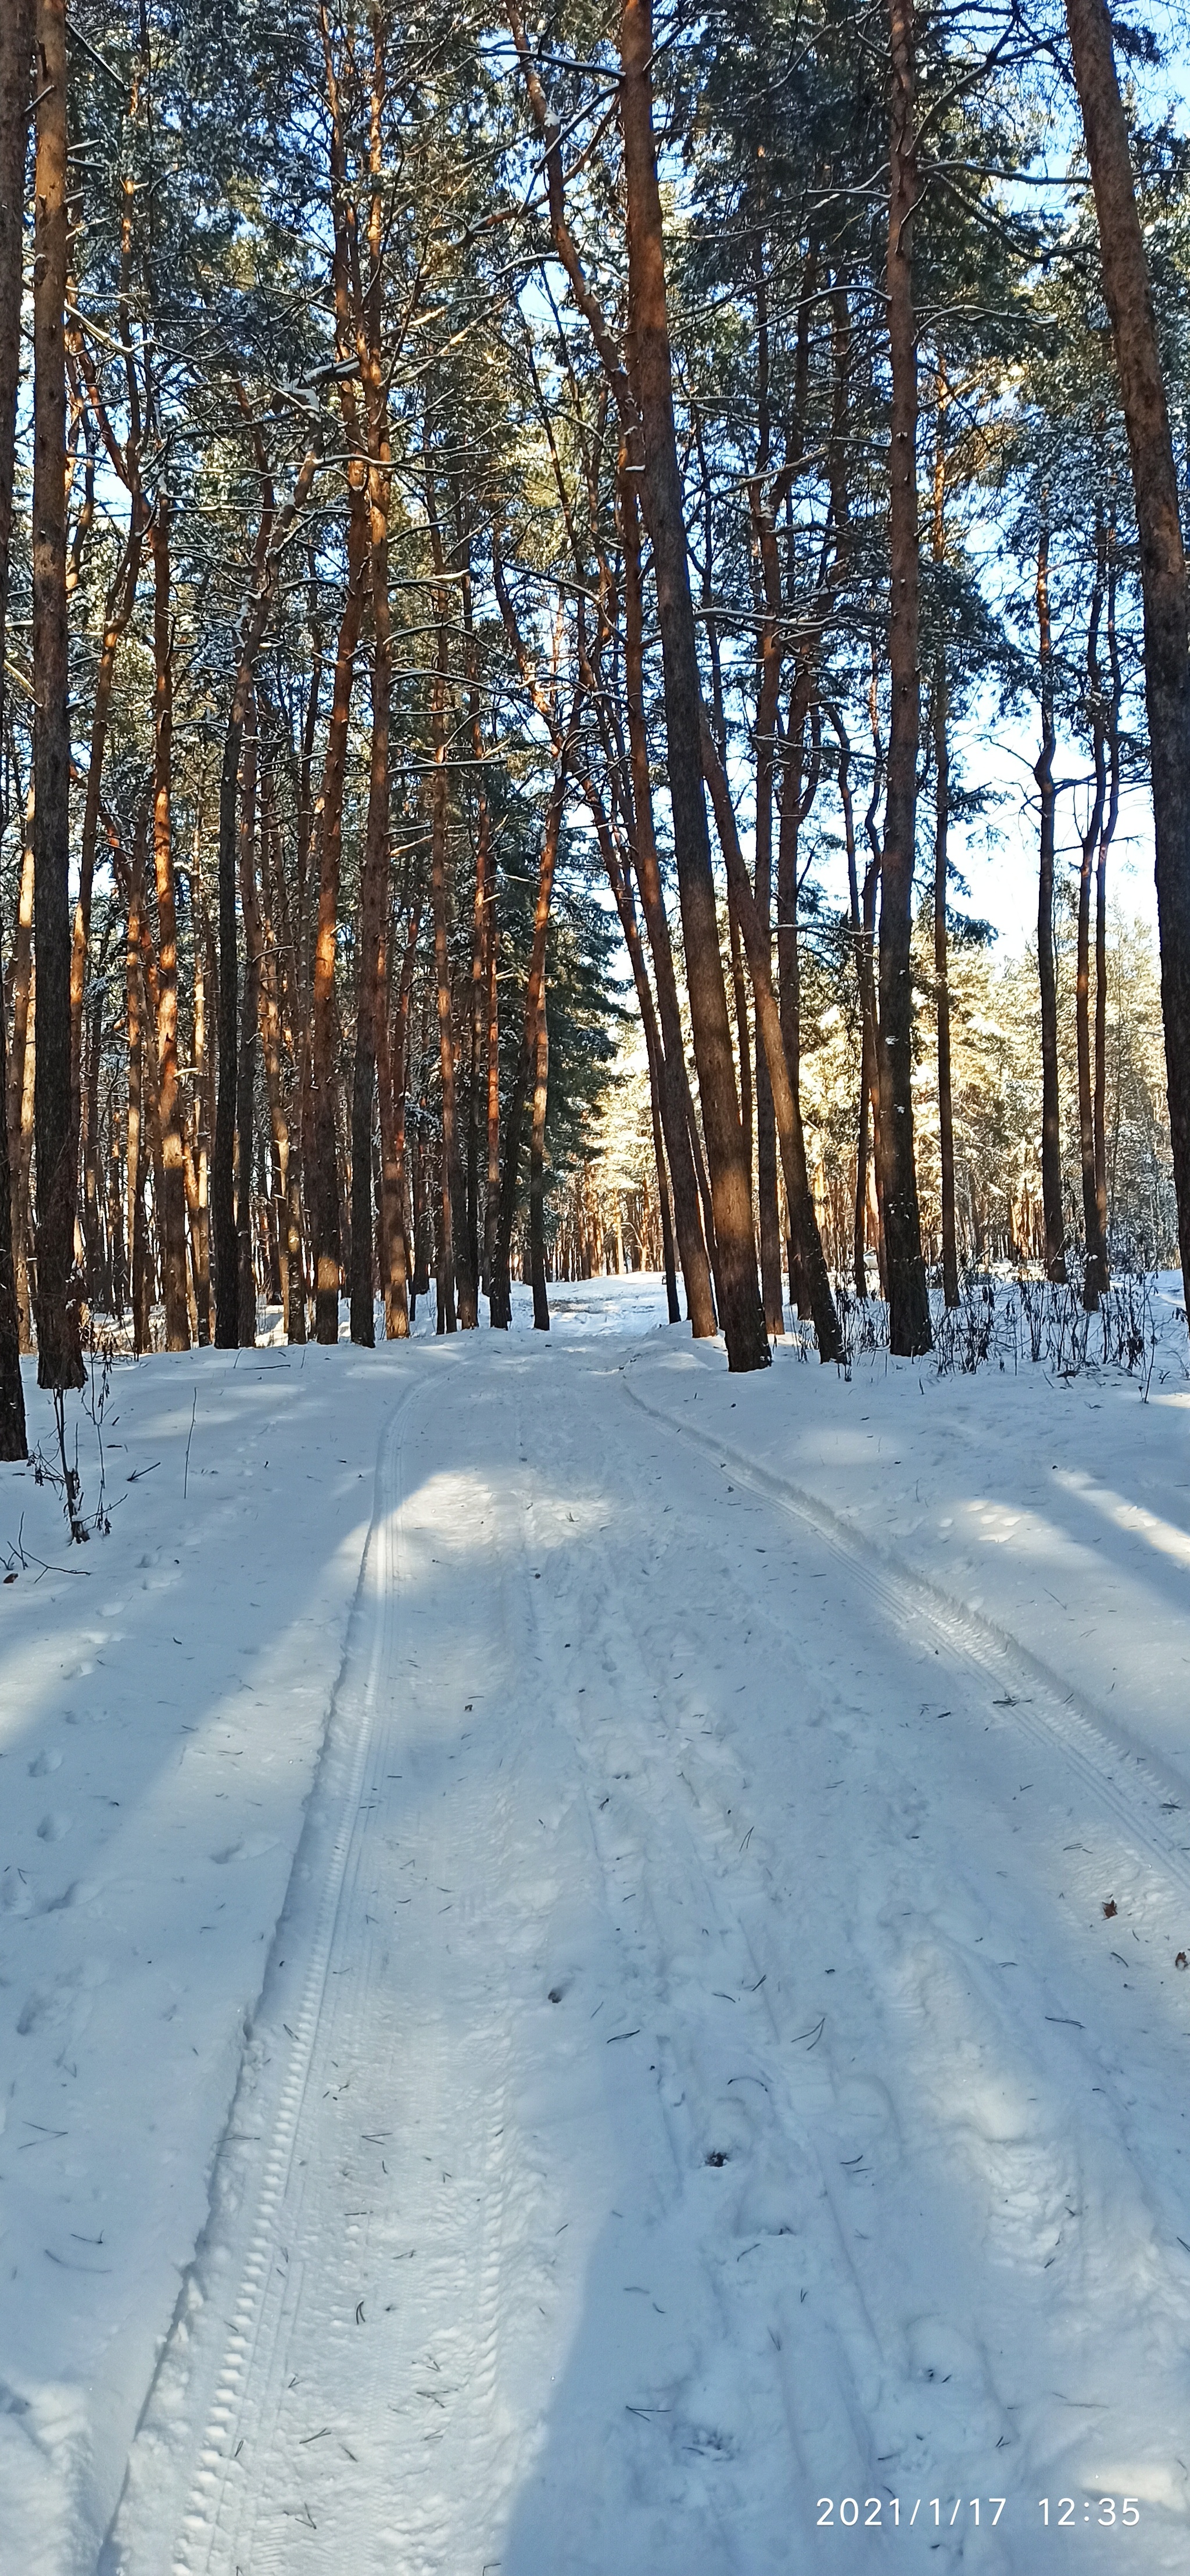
[1,1276,1189,2572]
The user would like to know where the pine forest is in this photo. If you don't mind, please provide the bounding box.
[3,4,1190,2567]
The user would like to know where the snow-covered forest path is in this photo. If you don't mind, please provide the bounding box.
[101,1329,1190,2574]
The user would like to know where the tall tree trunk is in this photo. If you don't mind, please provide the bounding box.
[71,518,142,1167]
[619,474,716,1335]
[575,757,683,1327]
[726,892,753,1201]
[748,253,787,1340]
[1065,0,1190,1309]
[864,661,889,1293]
[0,0,32,1451]
[31,0,83,1388]
[933,659,959,1307]
[235,708,259,1346]
[213,685,241,1346]
[620,0,768,1373]
[188,851,213,1342]
[876,0,932,1357]
[377,901,418,1338]
[211,433,321,1345]
[150,494,190,1347]
[9,817,37,1350]
[135,871,169,1339]
[348,443,394,1348]
[492,762,569,1327]
[460,532,489,1303]
[107,1092,126,1320]
[485,819,501,1305]
[126,829,150,1356]
[649,1054,680,1321]
[81,974,104,1309]
[701,717,843,1362]
[1095,506,1120,1275]
[1077,503,1110,1307]
[257,779,305,1343]
[467,784,489,1302]
[1035,507,1067,1282]
[830,708,880,1300]
[253,748,292,1335]
[931,387,959,1309]
[428,597,460,1334]
[530,980,550,1329]
[775,667,818,1313]
[423,476,476,1332]
[752,801,783,1334]
[16,958,37,1353]
[311,485,367,1342]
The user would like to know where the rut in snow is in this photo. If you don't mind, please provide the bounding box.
[101,1340,1190,2574]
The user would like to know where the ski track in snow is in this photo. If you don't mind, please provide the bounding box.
[90,1321,1190,2575]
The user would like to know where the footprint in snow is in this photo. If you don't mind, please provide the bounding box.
[28,1750,63,1777]
[36,1813,72,1843]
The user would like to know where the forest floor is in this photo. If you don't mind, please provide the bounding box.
[3,1277,1190,2574]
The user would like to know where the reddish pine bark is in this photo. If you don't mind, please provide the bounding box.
[31,0,84,1388]
[620,0,768,1371]
[0,0,32,1450]
[1066,0,1190,1307]
[876,0,932,1355]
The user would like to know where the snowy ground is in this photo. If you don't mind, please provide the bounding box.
[3,1276,1190,2572]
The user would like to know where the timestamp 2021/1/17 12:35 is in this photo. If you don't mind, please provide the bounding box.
[814,2495,1144,2531]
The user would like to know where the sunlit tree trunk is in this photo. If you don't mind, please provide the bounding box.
[1095,506,1120,1273]
[619,475,716,1334]
[1076,501,1110,1308]
[649,1062,680,1322]
[81,973,104,1309]
[702,718,843,1362]
[310,486,365,1343]
[258,765,305,1343]
[107,1096,126,1321]
[726,893,752,1199]
[71,517,143,1176]
[31,0,83,1388]
[492,762,568,1328]
[428,597,458,1335]
[0,0,31,1450]
[828,708,879,1300]
[933,660,959,1309]
[252,747,293,1335]
[876,0,932,1355]
[377,900,418,1338]
[930,387,959,1308]
[149,495,190,1346]
[577,758,682,1324]
[1066,0,1190,1309]
[423,471,476,1332]
[348,439,393,1345]
[1035,506,1066,1282]
[775,665,819,1315]
[212,422,320,1345]
[621,0,768,1372]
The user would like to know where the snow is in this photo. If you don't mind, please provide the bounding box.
[2,1276,1190,2571]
